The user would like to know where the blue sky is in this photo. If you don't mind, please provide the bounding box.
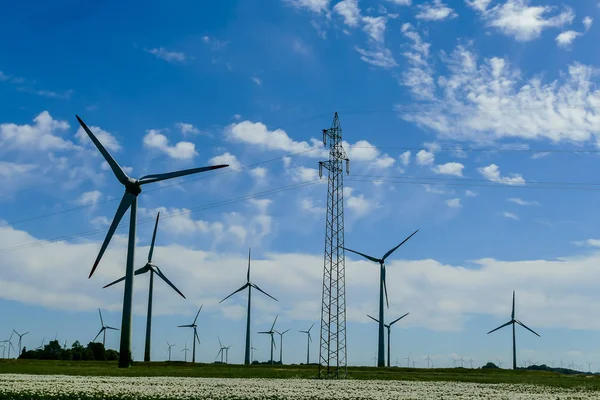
[2,0,600,369]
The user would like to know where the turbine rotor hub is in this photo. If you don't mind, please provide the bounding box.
[125,179,142,195]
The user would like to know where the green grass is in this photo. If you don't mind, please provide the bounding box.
[1,359,600,390]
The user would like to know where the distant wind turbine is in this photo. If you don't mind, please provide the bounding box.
[275,329,290,364]
[258,315,278,364]
[13,330,29,356]
[5,332,14,358]
[93,309,119,347]
[487,291,540,370]
[104,212,186,362]
[166,342,175,362]
[425,354,432,369]
[36,337,45,350]
[250,345,257,363]
[469,357,474,369]
[182,342,190,362]
[216,338,226,363]
[219,248,277,365]
[367,312,409,367]
[405,354,411,368]
[76,116,228,368]
[344,229,419,367]
[298,323,314,365]
[178,306,202,363]
[588,361,593,372]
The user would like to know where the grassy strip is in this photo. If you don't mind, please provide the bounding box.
[0,360,599,390]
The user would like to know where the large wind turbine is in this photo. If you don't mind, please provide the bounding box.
[258,315,278,364]
[219,248,277,365]
[487,291,540,370]
[344,229,418,367]
[76,116,228,368]
[216,338,227,363]
[367,312,409,367]
[103,212,185,362]
[298,323,314,365]
[166,342,175,362]
[93,309,119,347]
[275,328,290,364]
[178,306,202,363]
[13,330,29,357]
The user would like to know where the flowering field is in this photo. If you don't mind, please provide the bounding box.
[0,374,598,400]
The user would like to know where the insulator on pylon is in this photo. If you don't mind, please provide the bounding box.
[322,129,327,145]
[319,162,323,178]
[346,159,350,175]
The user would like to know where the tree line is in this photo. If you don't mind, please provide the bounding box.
[19,340,121,361]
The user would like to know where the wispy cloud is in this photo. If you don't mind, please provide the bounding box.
[145,47,187,63]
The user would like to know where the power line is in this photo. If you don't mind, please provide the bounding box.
[348,146,600,154]
[0,180,321,255]
[351,174,600,187]
[347,178,600,191]
[0,147,321,228]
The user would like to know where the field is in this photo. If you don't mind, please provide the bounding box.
[1,360,600,399]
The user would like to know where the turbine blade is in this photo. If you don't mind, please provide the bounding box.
[271,336,276,349]
[251,283,277,301]
[218,337,223,347]
[76,116,129,185]
[257,331,270,334]
[98,308,104,327]
[342,247,380,263]
[106,326,119,331]
[282,329,290,334]
[195,331,201,345]
[308,323,315,332]
[148,212,160,263]
[247,247,251,283]
[139,165,228,185]
[102,275,126,289]
[270,315,278,331]
[382,229,419,261]
[192,305,203,325]
[93,329,103,342]
[103,265,149,289]
[89,191,135,278]
[389,312,410,326]
[383,266,389,309]
[178,325,194,328]
[486,320,513,335]
[155,267,186,299]
[219,284,249,304]
[308,333,312,342]
[515,320,541,337]
[512,291,515,319]
[367,314,379,323]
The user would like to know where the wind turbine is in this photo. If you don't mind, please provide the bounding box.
[36,337,45,350]
[404,354,411,367]
[425,354,432,369]
[258,315,278,364]
[497,358,504,368]
[459,356,465,368]
[588,361,593,372]
[411,359,417,368]
[344,229,419,367]
[250,345,257,363]
[166,342,175,362]
[93,309,119,347]
[177,306,202,363]
[367,312,409,367]
[487,291,540,370]
[299,323,314,365]
[219,247,277,365]
[103,212,185,362]
[182,343,190,362]
[216,338,226,363]
[224,345,232,364]
[13,330,29,356]
[275,329,290,364]
[452,356,458,367]
[469,357,474,369]
[76,116,228,368]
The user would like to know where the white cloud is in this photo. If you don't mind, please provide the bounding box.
[142,130,197,160]
[300,197,325,214]
[282,156,292,168]
[249,167,268,181]
[251,77,262,85]
[433,162,464,177]
[400,151,411,166]
[290,166,321,182]
[1,111,75,152]
[502,211,519,220]
[530,152,550,160]
[75,125,121,152]
[74,190,102,206]
[355,46,397,69]
[209,152,241,170]
[362,16,387,43]
[477,0,574,42]
[416,150,435,166]
[145,47,187,63]
[247,198,272,214]
[556,30,582,48]
[478,164,525,185]
[416,0,457,21]
[291,38,314,59]
[0,162,37,178]
[101,162,133,175]
[465,190,478,197]
[233,114,241,120]
[344,187,379,217]
[397,45,600,146]
[386,0,411,5]
[572,239,600,248]
[446,198,461,208]
[508,197,539,206]
[334,0,361,27]
[90,216,110,227]
[175,123,200,135]
[372,154,395,169]
[465,0,491,12]
[400,23,434,100]
[285,0,330,13]
[583,16,593,31]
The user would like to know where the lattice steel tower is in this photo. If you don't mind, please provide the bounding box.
[318,112,350,379]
